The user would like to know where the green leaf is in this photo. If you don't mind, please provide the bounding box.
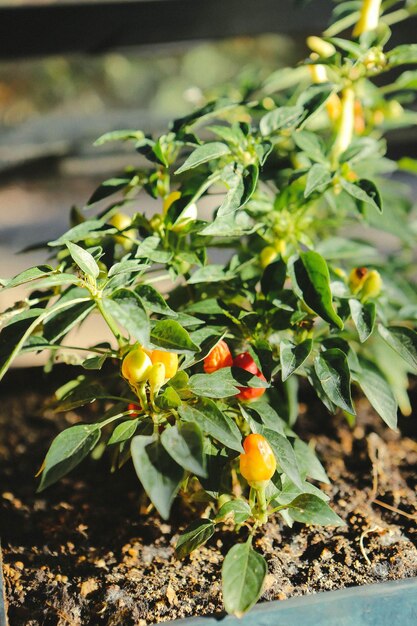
[150,320,199,354]
[131,435,184,520]
[188,265,235,285]
[0,297,91,382]
[349,299,375,343]
[104,289,150,345]
[354,362,398,428]
[215,499,252,524]
[188,368,240,398]
[49,220,111,246]
[176,519,215,559]
[57,382,110,411]
[377,325,417,373]
[245,401,287,435]
[304,163,331,198]
[217,166,245,217]
[261,256,287,296]
[340,178,382,213]
[107,260,148,278]
[66,242,99,279]
[87,177,132,205]
[293,130,327,163]
[259,105,304,135]
[288,494,344,526]
[290,251,344,329]
[154,386,182,410]
[93,129,145,146]
[175,142,230,174]
[135,236,172,264]
[314,349,355,414]
[293,439,329,484]
[2,265,53,289]
[222,541,267,617]
[387,44,417,67]
[81,354,107,370]
[280,339,312,381]
[297,84,334,122]
[274,476,329,506]
[38,424,101,491]
[43,300,95,343]
[108,419,139,445]
[179,398,243,452]
[161,422,207,477]
[261,428,303,488]
[135,284,176,317]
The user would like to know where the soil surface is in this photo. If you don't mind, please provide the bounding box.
[1,369,417,625]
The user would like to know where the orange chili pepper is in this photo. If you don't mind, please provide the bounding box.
[203,340,233,374]
[144,349,178,380]
[240,433,277,484]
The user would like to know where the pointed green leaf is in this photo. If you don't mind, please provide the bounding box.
[179,398,243,452]
[288,494,344,526]
[150,320,199,354]
[304,164,331,198]
[349,299,376,343]
[161,422,207,477]
[2,265,53,289]
[131,435,184,520]
[176,519,215,559]
[66,242,99,279]
[104,288,150,345]
[314,348,355,414]
[215,499,252,524]
[222,541,267,617]
[340,178,382,213]
[260,105,304,135]
[378,325,417,373]
[108,419,139,445]
[261,428,303,489]
[38,424,101,491]
[280,339,313,381]
[354,362,398,428]
[175,142,230,174]
[290,251,344,329]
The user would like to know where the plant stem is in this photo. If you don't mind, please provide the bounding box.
[143,273,172,285]
[94,297,124,347]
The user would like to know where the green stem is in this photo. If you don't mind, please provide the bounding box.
[94,297,124,347]
[143,273,172,285]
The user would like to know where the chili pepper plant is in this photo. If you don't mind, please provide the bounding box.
[1,0,417,616]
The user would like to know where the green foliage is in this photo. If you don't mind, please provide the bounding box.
[1,0,416,616]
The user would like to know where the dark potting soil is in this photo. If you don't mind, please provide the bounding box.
[1,369,417,625]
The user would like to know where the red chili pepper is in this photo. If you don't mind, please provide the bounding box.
[233,352,266,402]
[127,402,141,416]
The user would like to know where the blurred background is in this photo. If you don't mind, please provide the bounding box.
[0,0,415,366]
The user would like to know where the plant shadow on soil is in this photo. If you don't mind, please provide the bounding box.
[1,367,417,625]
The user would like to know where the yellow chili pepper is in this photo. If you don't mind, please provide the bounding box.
[260,246,278,269]
[121,348,153,384]
[348,267,382,300]
[109,212,137,250]
[148,362,166,397]
[353,0,382,37]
